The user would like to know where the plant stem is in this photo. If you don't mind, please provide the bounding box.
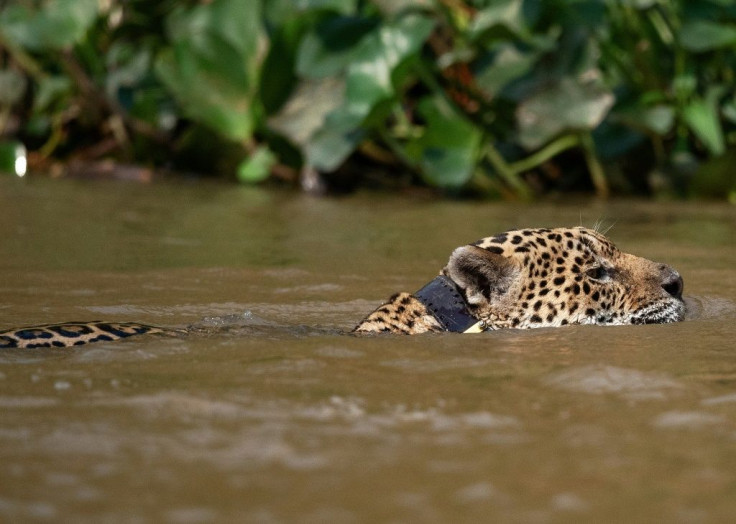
[415,61,535,197]
[377,124,416,169]
[414,59,457,112]
[0,105,10,136]
[579,131,609,198]
[0,32,46,81]
[38,114,65,159]
[509,134,581,174]
[484,142,532,199]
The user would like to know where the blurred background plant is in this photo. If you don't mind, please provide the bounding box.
[0,0,735,199]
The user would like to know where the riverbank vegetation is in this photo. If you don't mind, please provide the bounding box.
[1,0,735,199]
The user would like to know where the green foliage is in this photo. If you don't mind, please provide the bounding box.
[0,0,98,51]
[405,95,482,188]
[154,0,263,141]
[304,13,435,171]
[236,146,276,184]
[1,0,736,198]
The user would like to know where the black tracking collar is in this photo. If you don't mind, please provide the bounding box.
[414,275,480,333]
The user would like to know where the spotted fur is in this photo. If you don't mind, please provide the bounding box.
[0,321,166,349]
[354,227,685,334]
[1,227,685,348]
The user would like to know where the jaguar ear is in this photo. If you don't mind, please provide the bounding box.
[446,245,520,306]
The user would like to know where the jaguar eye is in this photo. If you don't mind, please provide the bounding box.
[586,266,609,281]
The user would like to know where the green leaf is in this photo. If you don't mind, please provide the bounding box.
[371,0,434,16]
[517,74,614,150]
[237,147,277,183]
[303,13,434,171]
[0,0,98,51]
[722,97,736,125]
[469,0,530,41]
[296,16,379,79]
[672,74,697,100]
[268,77,346,148]
[682,90,725,156]
[639,106,675,135]
[260,17,306,115]
[474,45,538,98]
[622,0,659,8]
[405,96,482,188]
[305,106,365,171]
[679,21,736,52]
[156,48,253,141]
[105,42,153,100]
[154,0,264,141]
[294,0,357,13]
[617,104,675,135]
[0,69,27,106]
[32,76,72,114]
[264,0,357,26]
[344,13,434,119]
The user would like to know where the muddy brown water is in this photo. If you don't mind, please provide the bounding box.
[1,177,736,522]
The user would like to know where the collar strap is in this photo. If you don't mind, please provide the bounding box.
[414,275,483,333]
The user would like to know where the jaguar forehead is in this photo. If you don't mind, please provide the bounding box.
[473,227,614,258]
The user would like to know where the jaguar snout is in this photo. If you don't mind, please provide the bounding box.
[660,266,683,299]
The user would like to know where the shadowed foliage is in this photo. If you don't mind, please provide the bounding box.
[1,0,735,199]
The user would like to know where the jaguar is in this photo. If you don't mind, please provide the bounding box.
[353,226,684,333]
[0,227,684,348]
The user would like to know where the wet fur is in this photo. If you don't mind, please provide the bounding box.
[0,322,166,349]
[1,227,685,347]
[354,227,685,334]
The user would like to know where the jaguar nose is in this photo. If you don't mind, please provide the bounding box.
[661,269,683,299]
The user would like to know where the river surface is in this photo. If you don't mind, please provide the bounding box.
[1,177,736,523]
